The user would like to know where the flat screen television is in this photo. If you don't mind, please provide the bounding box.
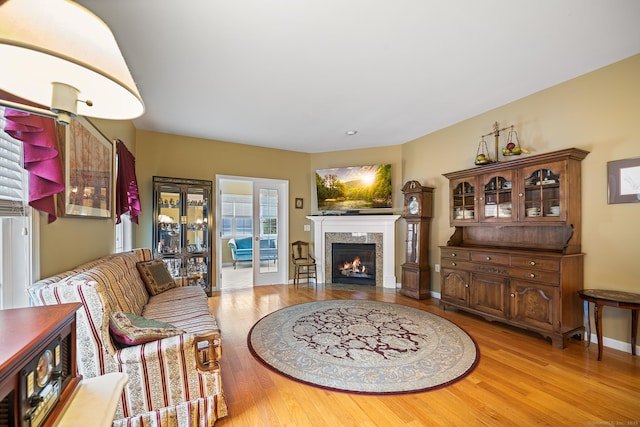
[314,164,392,213]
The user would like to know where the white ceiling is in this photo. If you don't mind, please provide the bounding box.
[76,0,640,153]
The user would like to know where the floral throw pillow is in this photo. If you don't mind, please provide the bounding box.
[136,259,177,295]
[109,311,184,346]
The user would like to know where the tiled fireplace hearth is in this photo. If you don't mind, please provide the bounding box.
[307,215,400,288]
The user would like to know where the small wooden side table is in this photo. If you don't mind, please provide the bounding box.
[578,289,640,361]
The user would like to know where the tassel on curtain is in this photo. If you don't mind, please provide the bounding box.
[115,140,141,224]
[3,109,64,223]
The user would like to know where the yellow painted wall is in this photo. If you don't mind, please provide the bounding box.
[37,54,639,346]
[402,54,640,344]
[133,131,311,285]
[37,118,136,278]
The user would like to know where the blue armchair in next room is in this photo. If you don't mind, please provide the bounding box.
[228,237,278,269]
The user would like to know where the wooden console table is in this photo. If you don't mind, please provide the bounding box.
[0,304,127,426]
[0,304,81,427]
[578,289,640,361]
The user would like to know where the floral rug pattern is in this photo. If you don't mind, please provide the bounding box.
[248,300,479,394]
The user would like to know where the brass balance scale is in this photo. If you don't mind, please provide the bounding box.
[474,122,531,166]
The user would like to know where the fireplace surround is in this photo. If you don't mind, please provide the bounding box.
[307,215,400,288]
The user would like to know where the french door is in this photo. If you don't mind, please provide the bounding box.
[217,175,288,288]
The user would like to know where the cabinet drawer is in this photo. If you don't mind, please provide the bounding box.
[441,248,470,260]
[470,251,510,266]
[510,255,559,271]
[510,268,559,285]
[441,259,474,270]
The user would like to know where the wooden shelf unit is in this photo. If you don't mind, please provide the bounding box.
[440,148,588,348]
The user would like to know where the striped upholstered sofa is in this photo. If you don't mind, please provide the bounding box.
[29,249,227,426]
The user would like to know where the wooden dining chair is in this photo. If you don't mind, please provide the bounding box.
[291,241,317,287]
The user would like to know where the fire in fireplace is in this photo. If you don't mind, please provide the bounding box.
[332,243,376,285]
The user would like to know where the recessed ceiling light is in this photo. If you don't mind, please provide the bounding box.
[345,130,358,136]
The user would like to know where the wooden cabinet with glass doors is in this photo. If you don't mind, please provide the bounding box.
[153,176,213,295]
[445,148,587,253]
[440,148,589,348]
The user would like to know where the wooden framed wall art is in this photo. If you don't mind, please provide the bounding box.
[608,157,640,204]
[57,116,114,218]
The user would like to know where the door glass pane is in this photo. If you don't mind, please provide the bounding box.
[157,184,181,254]
[221,194,252,238]
[237,217,252,235]
[259,188,278,273]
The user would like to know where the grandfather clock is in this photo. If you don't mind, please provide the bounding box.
[400,181,433,300]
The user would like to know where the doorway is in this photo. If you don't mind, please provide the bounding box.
[217,175,288,289]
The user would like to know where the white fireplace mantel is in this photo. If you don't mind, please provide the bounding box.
[307,215,400,288]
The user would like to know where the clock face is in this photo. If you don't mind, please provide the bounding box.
[36,349,54,387]
[408,196,419,215]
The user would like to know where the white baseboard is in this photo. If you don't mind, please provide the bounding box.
[429,292,639,355]
[587,333,640,355]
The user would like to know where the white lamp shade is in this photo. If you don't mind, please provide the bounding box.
[0,0,144,120]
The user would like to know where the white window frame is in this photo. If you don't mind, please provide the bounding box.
[115,211,133,253]
[0,108,39,309]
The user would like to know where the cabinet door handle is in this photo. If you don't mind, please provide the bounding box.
[485,256,491,261]
[530,261,536,266]
[451,262,457,266]
[518,193,524,197]
[465,284,469,288]
[479,197,484,201]
[529,273,536,278]
[510,293,515,298]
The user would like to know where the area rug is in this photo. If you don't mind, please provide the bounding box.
[247,300,479,394]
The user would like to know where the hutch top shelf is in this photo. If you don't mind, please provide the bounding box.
[443,147,589,254]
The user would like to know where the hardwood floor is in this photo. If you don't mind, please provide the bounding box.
[209,285,640,426]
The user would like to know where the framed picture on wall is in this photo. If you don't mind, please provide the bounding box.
[57,116,114,218]
[607,157,640,204]
[295,198,304,209]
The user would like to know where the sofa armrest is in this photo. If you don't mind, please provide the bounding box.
[227,239,238,260]
[112,332,224,420]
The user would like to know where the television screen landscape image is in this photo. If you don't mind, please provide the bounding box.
[315,164,392,212]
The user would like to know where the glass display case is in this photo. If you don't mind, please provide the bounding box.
[153,176,213,295]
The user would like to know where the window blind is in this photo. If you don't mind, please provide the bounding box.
[222,194,252,216]
[0,108,27,217]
